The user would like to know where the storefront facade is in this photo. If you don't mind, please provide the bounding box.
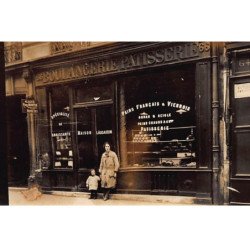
[9,42,246,204]
[25,42,217,203]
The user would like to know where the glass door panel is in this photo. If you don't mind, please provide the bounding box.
[76,108,95,169]
[76,105,114,169]
[96,106,114,161]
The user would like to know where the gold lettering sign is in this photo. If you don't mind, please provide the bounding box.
[35,42,210,86]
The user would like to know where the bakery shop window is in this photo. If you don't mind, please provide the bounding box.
[122,67,197,168]
[49,85,73,169]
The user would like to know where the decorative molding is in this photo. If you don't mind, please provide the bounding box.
[50,42,91,55]
[22,68,33,84]
[4,42,22,64]
[212,145,220,152]
[212,101,220,108]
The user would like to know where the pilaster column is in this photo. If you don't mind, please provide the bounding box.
[212,43,221,204]
[220,45,230,204]
[22,68,38,186]
[119,81,128,168]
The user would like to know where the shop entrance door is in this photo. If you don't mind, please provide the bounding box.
[230,81,250,204]
[75,105,115,170]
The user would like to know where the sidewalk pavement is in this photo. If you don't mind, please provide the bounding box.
[8,187,208,206]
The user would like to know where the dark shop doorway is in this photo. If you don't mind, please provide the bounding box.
[6,95,30,187]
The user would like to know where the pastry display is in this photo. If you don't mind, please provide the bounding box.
[133,131,159,142]
[128,128,196,168]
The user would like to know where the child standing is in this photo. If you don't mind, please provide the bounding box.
[86,169,100,199]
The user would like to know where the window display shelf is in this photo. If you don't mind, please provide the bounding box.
[55,157,73,161]
[120,167,208,172]
[127,151,161,154]
[127,164,197,169]
[126,139,195,143]
[125,110,197,166]
[42,168,74,172]
[127,137,196,167]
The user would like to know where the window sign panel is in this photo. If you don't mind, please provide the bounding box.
[235,83,250,99]
[235,55,250,74]
[234,83,250,126]
[123,68,196,168]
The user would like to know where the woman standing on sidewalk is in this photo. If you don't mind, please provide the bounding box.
[99,142,119,201]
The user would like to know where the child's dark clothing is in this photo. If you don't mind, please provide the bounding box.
[90,190,98,199]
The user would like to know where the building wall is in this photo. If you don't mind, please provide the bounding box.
[22,42,51,61]
[6,42,112,65]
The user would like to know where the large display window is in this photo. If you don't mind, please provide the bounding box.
[49,85,73,169]
[121,67,197,168]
